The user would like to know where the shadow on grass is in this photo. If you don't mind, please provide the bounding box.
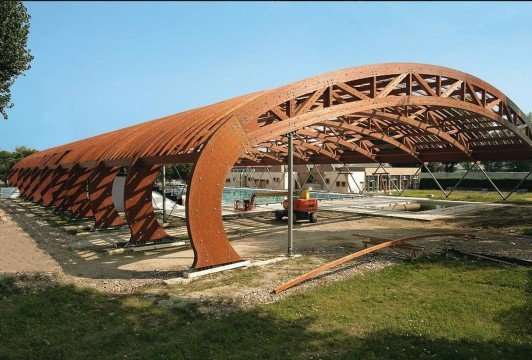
[493,267,532,339]
[1,258,530,359]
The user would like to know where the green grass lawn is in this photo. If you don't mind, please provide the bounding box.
[399,189,532,205]
[1,256,530,359]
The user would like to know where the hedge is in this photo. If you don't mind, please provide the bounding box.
[419,178,532,191]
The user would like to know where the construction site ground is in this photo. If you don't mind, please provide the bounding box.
[0,197,530,307]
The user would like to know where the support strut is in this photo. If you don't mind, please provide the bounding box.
[16,168,31,197]
[39,168,55,206]
[24,169,42,200]
[287,131,294,256]
[67,165,94,219]
[51,168,71,212]
[124,162,171,244]
[88,165,126,229]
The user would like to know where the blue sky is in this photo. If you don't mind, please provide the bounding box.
[2,1,532,151]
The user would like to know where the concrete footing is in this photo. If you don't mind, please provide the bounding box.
[107,241,187,255]
[249,254,302,267]
[163,254,302,284]
[183,260,252,279]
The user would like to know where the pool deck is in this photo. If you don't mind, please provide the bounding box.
[319,196,505,221]
[164,195,506,221]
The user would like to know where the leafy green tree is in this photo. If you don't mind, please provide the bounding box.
[11,145,36,160]
[0,150,14,184]
[0,146,37,184]
[423,162,443,172]
[163,163,194,182]
[505,160,531,172]
[483,161,504,172]
[443,162,457,173]
[0,1,33,119]
[460,162,476,171]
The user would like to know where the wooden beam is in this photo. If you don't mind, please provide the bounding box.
[441,80,463,98]
[274,232,471,294]
[412,73,436,96]
[295,89,326,116]
[336,82,370,100]
[377,74,408,98]
[321,120,419,160]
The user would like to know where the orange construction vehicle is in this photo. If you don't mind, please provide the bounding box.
[234,189,319,223]
[275,189,318,223]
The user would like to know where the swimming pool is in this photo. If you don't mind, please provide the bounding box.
[222,187,356,205]
[161,185,359,205]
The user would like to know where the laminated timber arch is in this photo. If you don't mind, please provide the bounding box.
[10,63,532,269]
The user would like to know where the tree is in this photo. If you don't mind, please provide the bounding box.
[0,150,14,184]
[0,1,33,119]
[163,163,194,182]
[505,160,531,172]
[0,146,37,184]
[424,162,444,172]
[443,162,457,173]
[11,145,37,161]
[483,161,504,172]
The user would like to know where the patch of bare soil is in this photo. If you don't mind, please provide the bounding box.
[0,200,177,294]
[0,210,61,274]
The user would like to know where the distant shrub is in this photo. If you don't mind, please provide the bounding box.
[419,178,532,191]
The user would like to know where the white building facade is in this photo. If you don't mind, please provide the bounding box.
[225,164,420,193]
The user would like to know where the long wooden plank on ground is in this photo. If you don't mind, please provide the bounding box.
[273,232,471,294]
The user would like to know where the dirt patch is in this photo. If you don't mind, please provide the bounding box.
[0,211,61,274]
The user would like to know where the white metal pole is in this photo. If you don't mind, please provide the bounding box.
[162,165,167,223]
[287,132,294,256]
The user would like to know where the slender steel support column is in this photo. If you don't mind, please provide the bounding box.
[326,168,342,192]
[343,163,364,194]
[503,170,532,200]
[124,162,171,245]
[401,165,422,195]
[312,164,328,192]
[375,163,402,194]
[369,164,386,193]
[287,131,294,257]
[88,165,126,229]
[276,168,287,190]
[298,165,312,190]
[162,165,167,223]
[475,162,505,199]
[422,163,448,197]
[172,164,184,182]
[445,164,474,198]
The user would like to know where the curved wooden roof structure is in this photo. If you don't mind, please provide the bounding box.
[10,63,532,269]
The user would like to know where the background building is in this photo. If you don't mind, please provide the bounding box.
[226,164,420,193]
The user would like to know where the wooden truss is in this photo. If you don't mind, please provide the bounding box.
[10,63,532,269]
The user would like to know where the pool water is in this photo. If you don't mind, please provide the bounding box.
[222,187,355,205]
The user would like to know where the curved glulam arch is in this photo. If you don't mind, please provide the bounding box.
[11,63,532,269]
